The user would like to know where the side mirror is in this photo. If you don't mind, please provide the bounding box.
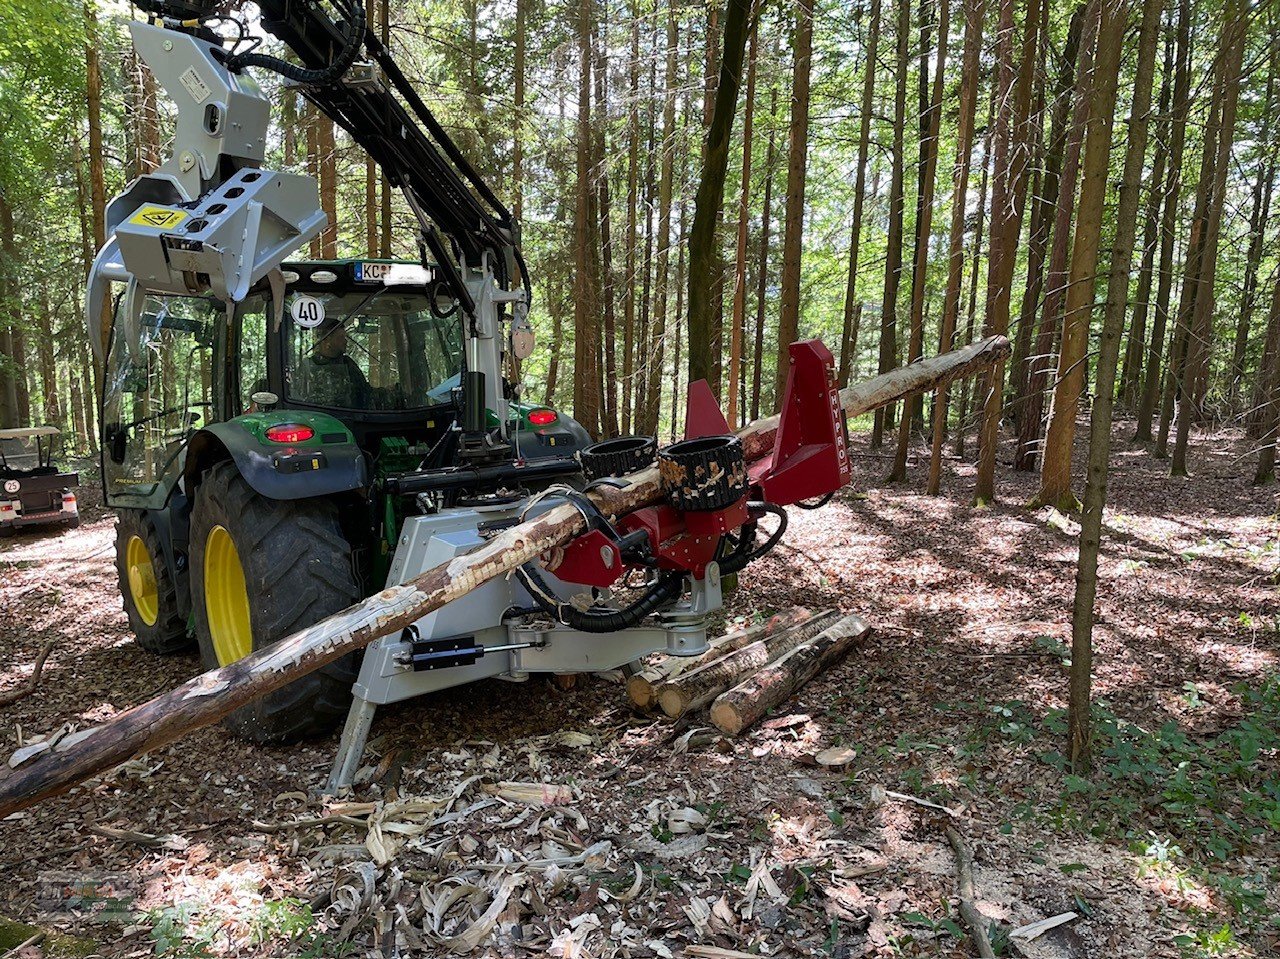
[105,424,128,464]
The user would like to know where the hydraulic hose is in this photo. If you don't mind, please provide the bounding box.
[214,0,365,85]
[718,502,788,575]
[515,562,684,634]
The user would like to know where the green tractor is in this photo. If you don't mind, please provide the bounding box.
[98,258,590,743]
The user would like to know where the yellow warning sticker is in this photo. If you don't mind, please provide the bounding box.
[128,205,189,230]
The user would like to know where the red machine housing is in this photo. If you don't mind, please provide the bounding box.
[550,339,850,589]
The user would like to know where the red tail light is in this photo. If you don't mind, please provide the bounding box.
[528,409,558,426]
[265,424,315,444]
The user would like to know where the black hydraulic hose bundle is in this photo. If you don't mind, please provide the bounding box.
[515,563,684,634]
[212,0,366,85]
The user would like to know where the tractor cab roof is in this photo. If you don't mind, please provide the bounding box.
[0,426,61,440]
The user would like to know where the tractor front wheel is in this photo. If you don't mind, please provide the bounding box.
[190,461,360,744]
[115,510,192,655]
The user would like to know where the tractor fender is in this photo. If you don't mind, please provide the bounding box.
[185,421,367,502]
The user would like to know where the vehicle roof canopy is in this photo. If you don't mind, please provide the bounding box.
[0,426,61,440]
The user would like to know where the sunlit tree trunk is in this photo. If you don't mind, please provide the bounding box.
[726,13,759,428]
[1171,0,1246,476]
[873,0,911,448]
[954,94,995,460]
[1069,0,1159,772]
[774,0,815,404]
[838,0,883,389]
[927,0,985,494]
[1135,0,1189,443]
[1035,0,1125,512]
[750,86,778,422]
[890,0,950,481]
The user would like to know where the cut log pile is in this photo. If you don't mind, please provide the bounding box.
[628,610,871,734]
[0,335,1008,818]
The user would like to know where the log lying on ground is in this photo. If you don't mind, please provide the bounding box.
[626,606,818,710]
[0,335,1008,818]
[658,609,842,718]
[709,614,872,735]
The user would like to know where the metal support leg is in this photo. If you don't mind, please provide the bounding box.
[325,696,378,794]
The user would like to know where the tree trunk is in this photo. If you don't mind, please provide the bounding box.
[927,0,986,494]
[84,0,110,364]
[750,87,779,422]
[872,0,911,449]
[838,0,883,389]
[1227,41,1277,406]
[594,14,620,439]
[573,0,602,437]
[690,0,753,401]
[954,93,996,459]
[1068,0,1158,773]
[726,15,759,428]
[640,0,679,436]
[774,0,815,404]
[710,614,872,735]
[974,0,1042,504]
[1034,0,1125,512]
[1009,3,1088,422]
[637,37,658,429]
[658,609,843,717]
[1118,26,1172,409]
[1253,277,1280,485]
[622,6,642,435]
[0,340,1008,816]
[1015,1,1098,473]
[1171,3,1246,476]
[1135,0,1189,443]
[890,0,950,481]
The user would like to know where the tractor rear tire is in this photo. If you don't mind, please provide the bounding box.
[190,460,360,745]
[115,510,192,655]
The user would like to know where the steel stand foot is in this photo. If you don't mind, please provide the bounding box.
[324,696,378,794]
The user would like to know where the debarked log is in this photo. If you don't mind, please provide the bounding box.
[626,606,819,711]
[0,335,1008,817]
[708,613,873,735]
[657,609,842,718]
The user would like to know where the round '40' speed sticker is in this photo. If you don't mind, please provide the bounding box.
[290,295,326,329]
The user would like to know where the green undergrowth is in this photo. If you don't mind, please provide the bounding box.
[965,673,1280,952]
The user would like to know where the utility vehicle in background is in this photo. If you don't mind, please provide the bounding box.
[0,426,80,536]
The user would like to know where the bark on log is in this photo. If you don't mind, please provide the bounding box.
[626,606,819,710]
[658,609,842,717]
[0,336,1007,817]
[709,613,871,734]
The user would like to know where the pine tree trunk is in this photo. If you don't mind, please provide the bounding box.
[690,0,753,400]
[750,86,778,423]
[640,0,679,436]
[1035,0,1125,512]
[954,93,995,459]
[725,17,759,428]
[973,0,1042,504]
[1227,42,1277,405]
[873,0,911,449]
[891,0,950,481]
[1015,1,1098,472]
[774,0,815,404]
[838,0,883,389]
[1253,279,1280,485]
[594,14,620,439]
[1135,0,1189,443]
[621,7,641,434]
[927,0,985,494]
[1171,1,1246,476]
[573,0,602,437]
[1010,2,1088,421]
[1068,0,1159,772]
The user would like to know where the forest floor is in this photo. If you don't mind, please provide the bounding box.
[0,417,1277,959]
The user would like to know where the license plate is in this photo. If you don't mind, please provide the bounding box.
[355,262,394,282]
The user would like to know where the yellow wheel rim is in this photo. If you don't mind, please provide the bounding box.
[204,525,253,665]
[125,535,159,627]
